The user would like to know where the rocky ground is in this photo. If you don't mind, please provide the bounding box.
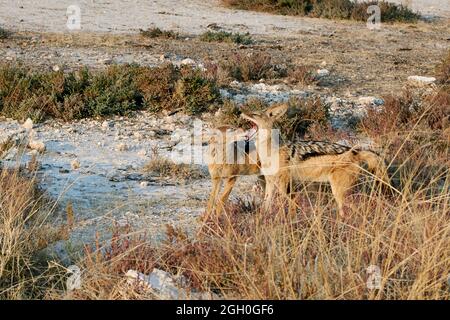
[1,0,449,262]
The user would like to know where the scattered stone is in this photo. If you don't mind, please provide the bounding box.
[125,268,218,300]
[28,140,46,153]
[181,58,196,66]
[317,69,330,77]
[408,76,436,86]
[71,159,81,170]
[23,118,33,131]
[52,65,60,72]
[140,181,149,188]
[358,96,384,106]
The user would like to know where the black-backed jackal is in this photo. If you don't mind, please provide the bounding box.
[241,104,390,216]
[205,126,264,219]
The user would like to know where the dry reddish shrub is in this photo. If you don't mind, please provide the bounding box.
[287,65,317,85]
[436,50,450,86]
[222,0,419,22]
[219,52,283,82]
[135,63,180,113]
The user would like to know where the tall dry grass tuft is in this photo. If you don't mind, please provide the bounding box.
[0,166,66,299]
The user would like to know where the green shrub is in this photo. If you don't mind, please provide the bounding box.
[351,1,419,22]
[136,63,180,113]
[200,31,253,45]
[139,27,179,39]
[0,27,10,39]
[172,67,221,115]
[0,63,221,121]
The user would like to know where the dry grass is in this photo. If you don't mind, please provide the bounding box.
[287,65,318,85]
[143,150,205,182]
[436,50,450,86]
[359,88,449,166]
[0,166,67,299]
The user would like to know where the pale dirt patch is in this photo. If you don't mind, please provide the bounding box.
[1,0,449,36]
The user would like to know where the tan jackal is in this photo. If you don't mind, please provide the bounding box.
[241,104,390,216]
[205,126,264,218]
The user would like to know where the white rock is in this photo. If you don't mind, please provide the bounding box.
[23,118,33,131]
[408,76,436,86]
[126,269,185,299]
[317,69,330,77]
[180,58,196,66]
[358,96,384,106]
[229,80,242,89]
[28,140,46,153]
[52,65,60,72]
[125,269,219,300]
[71,159,80,170]
[140,181,149,188]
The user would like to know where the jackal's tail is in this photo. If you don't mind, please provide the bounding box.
[354,150,390,185]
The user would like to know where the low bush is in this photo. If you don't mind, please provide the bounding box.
[0,27,10,39]
[0,63,222,121]
[200,31,253,45]
[222,0,419,22]
[139,27,179,39]
[219,52,285,82]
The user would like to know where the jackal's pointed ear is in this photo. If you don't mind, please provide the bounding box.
[265,104,288,119]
